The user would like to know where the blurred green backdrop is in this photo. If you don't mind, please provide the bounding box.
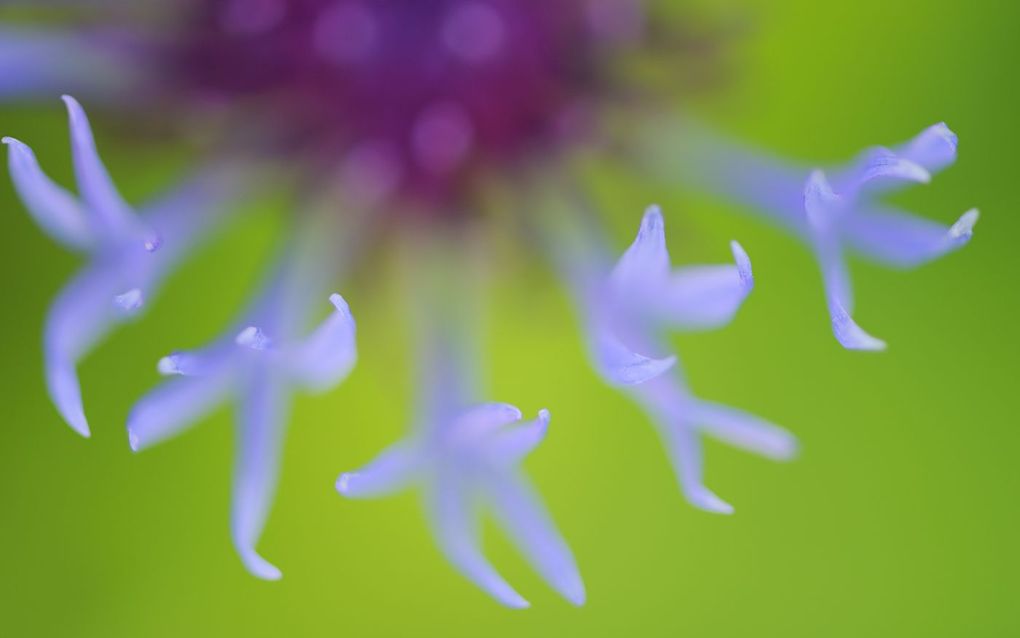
[1,0,1017,635]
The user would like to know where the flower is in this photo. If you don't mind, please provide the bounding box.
[130,286,357,579]
[645,120,978,349]
[339,402,582,608]
[338,311,583,608]
[3,95,242,436]
[1,0,978,607]
[565,204,796,513]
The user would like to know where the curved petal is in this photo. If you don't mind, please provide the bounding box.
[426,475,529,609]
[897,122,958,175]
[336,443,420,499]
[485,474,585,606]
[454,403,524,439]
[485,409,551,466]
[828,297,886,352]
[43,265,124,436]
[231,368,290,580]
[610,204,669,291]
[63,95,153,245]
[651,241,754,330]
[844,146,931,196]
[842,205,978,269]
[3,137,93,250]
[690,400,798,461]
[126,361,235,451]
[633,377,734,514]
[285,293,357,392]
[590,323,676,386]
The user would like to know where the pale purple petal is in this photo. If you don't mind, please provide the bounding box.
[336,444,420,498]
[63,95,154,245]
[609,204,670,291]
[485,409,550,466]
[590,323,676,386]
[3,137,93,250]
[231,368,289,581]
[690,401,798,461]
[126,358,235,451]
[896,122,958,174]
[839,146,931,196]
[427,475,530,609]
[43,267,122,437]
[650,241,754,330]
[842,205,978,268]
[453,403,524,439]
[633,376,734,514]
[284,293,357,392]
[828,298,887,352]
[485,474,585,606]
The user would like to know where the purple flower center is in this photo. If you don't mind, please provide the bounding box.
[164,0,638,208]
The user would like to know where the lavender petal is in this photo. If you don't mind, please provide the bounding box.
[231,368,289,581]
[62,95,150,243]
[427,475,530,609]
[336,444,420,499]
[652,241,754,330]
[126,360,235,452]
[284,293,357,392]
[690,400,798,461]
[485,474,585,606]
[3,137,93,250]
[843,205,979,268]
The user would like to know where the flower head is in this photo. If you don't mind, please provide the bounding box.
[651,120,978,349]
[564,204,796,513]
[130,288,357,579]
[4,96,240,436]
[339,351,582,607]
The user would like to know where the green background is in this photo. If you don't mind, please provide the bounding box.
[1,1,1017,635]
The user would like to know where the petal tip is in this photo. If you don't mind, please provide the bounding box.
[831,303,887,352]
[729,240,754,290]
[949,208,979,241]
[687,487,734,515]
[127,428,140,452]
[336,472,355,496]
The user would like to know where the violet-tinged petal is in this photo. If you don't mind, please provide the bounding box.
[43,267,123,437]
[804,170,844,231]
[609,204,670,291]
[842,205,979,268]
[485,473,585,606]
[284,293,357,392]
[665,419,733,514]
[427,475,530,609]
[336,444,420,499]
[63,95,155,245]
[651,241,754,330]
[486,409,551,466]
[847,146,931,195]
[690,401,798,461]
[590,323,677,386]
[3,137,93,250]
[829,298,886,352]
[635,376,734,514]
[454,403,524,439]
[126,364,235,452]
[231,368,289,581]
[897,122,958,174]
